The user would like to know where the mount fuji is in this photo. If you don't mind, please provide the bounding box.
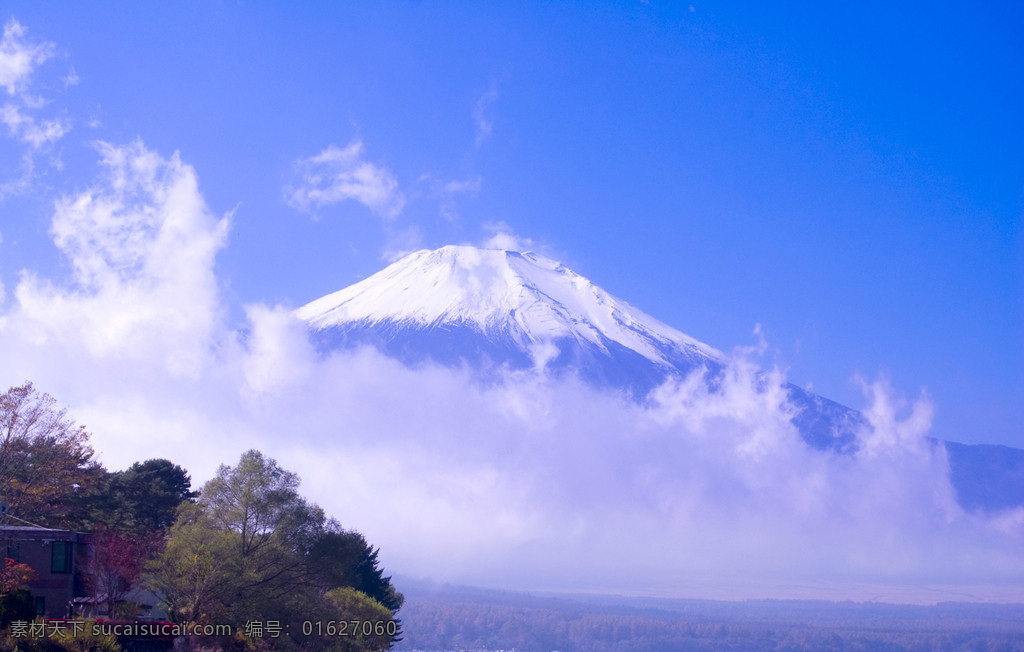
[297,246,720,389]
[296,245,1023,513]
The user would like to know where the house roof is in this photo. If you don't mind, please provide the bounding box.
[0,525,89,542]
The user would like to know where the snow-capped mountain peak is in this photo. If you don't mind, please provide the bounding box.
[295,244,721,368]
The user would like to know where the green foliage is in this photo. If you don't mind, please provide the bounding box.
[202,450,324,556]
[79,458,196,536]
[308,530,404,612]
[0,383,195,536]
[323,588,397,652]
[147,502,241,623]
[102,459,197,534]
[0,589,34,629]
[148,450,403,650]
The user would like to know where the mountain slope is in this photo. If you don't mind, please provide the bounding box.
[297,245,720,373]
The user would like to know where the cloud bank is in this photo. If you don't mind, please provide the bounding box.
[1,141,1021,603]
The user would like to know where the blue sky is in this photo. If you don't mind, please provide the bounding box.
[1,0,1021,452]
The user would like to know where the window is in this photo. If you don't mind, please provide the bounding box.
[34,596,45,616]
[51,541,71,573]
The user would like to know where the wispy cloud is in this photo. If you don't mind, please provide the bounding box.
[422,173,482,220]
[473,83,498,146]
[285,141,404,220]
[1,103,68,147]
[62,66,79,88]
[0,18,55,96]
[381,224,424,263]
[0,18,72,198]
[441,175,482,196]
[481,221,535,251]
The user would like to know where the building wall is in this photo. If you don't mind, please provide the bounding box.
[1,527,91,618]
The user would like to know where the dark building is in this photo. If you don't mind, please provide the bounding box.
[1,525,92,618]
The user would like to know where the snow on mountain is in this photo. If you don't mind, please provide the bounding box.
[296,245,721,370]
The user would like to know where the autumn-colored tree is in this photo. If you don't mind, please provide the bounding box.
[0,383,100,528]
[0,557,37,598]
[0,558,37,628]
[87,528,165,618]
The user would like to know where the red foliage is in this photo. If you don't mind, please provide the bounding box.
[87,528,165,616]
[0,557,37,597]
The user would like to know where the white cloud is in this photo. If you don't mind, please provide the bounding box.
[481,221,535,251]
[0,18,55,96]
[473,84,498,146]
[241,304,314,394]
[441,175,482,196]
[285,141,404,220]
[10,139,230,372]
[239,346,1022,600]
[1,103,69,147]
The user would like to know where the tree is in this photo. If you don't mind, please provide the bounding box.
[149,450,403,649]
[308,529,404,612]
[322,588,397,652]
[0,383,100,528]
[147,502,241,623]
[150,451,326,628]
[0,588,34,629]
[201,450,322,556]
[0,557,37,629]
[87,528,164,618]
[0,557,37,598]
[90,459,197,535]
